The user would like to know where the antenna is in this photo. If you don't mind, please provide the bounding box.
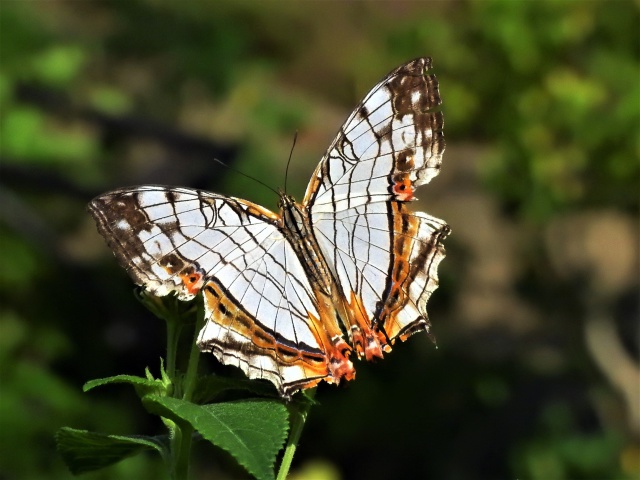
[213,158,279,196]
[284,131,298,194]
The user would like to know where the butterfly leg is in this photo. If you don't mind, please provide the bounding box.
[311,293,356,385]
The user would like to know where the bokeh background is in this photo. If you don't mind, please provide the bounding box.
[1,1,638,479]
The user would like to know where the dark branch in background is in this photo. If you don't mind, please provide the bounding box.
[1,161,96,200]
[0,185,60,257]
[10,82,240,195]
[15,83,239,160]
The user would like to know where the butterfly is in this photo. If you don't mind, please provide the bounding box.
[88,57,450,397]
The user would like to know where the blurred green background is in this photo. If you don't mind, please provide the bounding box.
[1,1,638,479]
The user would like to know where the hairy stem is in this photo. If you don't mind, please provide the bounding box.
[182,299,205,402]
[172,422,194,480]
[166,297,204,480]
[276,388,317,480]
[165,319,179,382]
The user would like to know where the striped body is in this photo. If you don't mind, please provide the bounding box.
[279,195,334,296]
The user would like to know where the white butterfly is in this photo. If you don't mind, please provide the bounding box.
[89,57,450,397]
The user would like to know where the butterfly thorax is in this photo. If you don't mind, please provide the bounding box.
[278,194,333,297]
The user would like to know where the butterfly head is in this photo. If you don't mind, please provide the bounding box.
[277,191,297,210]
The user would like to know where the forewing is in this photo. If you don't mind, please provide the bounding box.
[304,57,449,350]
[88,186,334,395]
[304,56,444,212]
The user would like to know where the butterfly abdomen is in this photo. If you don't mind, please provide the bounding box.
[279,195,334,297]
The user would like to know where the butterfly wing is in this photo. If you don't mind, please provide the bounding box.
[303,57,450,358]
[88,186,353,396]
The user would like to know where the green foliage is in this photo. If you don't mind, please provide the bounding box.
[0,233,40,291]
[30,45,86,87]
[56,397,290,480]
[0,306,158,480]
[144,396,288,480]
[56,428,168,475]
[1,105,99,165]
[512,403,627,480]
[391,0,638,221]
[83,373,168,398]
[56,294,291,480]
[497,1,639,219]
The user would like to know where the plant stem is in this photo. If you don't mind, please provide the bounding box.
[182,299,205,402]
[169,297,205,480]
[172,422,194,480]
[276,388,317,480]
[165,305,182,479]
[165,312,180,382]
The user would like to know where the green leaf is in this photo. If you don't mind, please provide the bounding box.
[192,375,280,404]
[143,396,289,480]
[55,427,167,475]
[84,375,167,398]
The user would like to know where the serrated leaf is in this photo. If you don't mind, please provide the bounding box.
[83,375,166,398]
[55,427,167,474]
[143,396,288,480]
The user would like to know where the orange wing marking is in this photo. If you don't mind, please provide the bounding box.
[391,175,415,201]
[200,280,356,392]
[378,203,423,341]
[180,271,204,296]
[391,149,417,201]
